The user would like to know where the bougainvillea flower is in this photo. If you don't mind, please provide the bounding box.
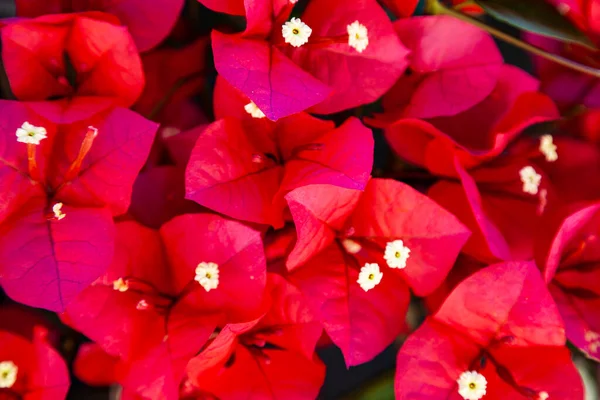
[395,262,584,399]
[64,216,267,399]
[509,134,600,204]
[283,179,470,365]
[14,0,184,52]
[428,154,556,263]
[185,114,373,227]
[0,101,156,311]
[211,0,407,120]
[0,326,70,399]
[430,130,600,264]
[380,16,503,121]
[186,273,325,399]
[2,13,144,112]
[380,65,559,176]
[536,203,600,361]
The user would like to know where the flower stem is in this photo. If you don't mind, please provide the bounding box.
[425,0,600,79]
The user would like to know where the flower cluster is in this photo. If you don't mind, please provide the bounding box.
[0,0,599,399]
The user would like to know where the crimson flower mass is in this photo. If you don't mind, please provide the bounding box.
[0,0,599,399]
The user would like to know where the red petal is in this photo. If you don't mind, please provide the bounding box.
[0,199,114,312]
[55,107,158,216]
[287,0,408,114]
[350,179,471,295]
[290,244,410,366]
[212,32,330,121]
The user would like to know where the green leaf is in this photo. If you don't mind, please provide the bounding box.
[475,0,596,49]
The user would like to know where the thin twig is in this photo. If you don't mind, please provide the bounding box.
[426,0,600,79]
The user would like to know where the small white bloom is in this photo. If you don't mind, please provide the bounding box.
[244,102,266,119]
[557,3,570,15]
[384,240,410,269]
[341,238,362,254]
[357,263,383,292]
[538,391,549,400]
[519,166,542,195]
[195,262,220,292]
[347,21,369,53]
[457,371,487,400]
[113,278,128,292]
[16,122,47,145]
[52,202,66,221]
[539,135,558,162]
[282,18,312,47]
[0,360,18,389]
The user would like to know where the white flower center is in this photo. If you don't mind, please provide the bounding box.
[341,238,362,254]
[52,202,66,221]
[557,3,570,15]
[195,262,220,292]
[357,263,383,292]
[0,361,18,389]
[282,18,312,47]
[539,135,558,162]
[384,240,410,269]
[347,21,369,53]
[112,278,129,292]
[519,166,542,195]
[244,102,266,119]
[585,330,600,354]
[16,121,47,145]
[457,371,487,400]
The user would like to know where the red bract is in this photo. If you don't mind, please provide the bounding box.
[381,65,558,176]
[536,203,600,361]
[133,38,209,129]
[64,215,267,399]
[185,114,373,227]
[14,0,185,52]
[0,326,70,399]
[284,179,470,365]
[381,16,503,121]
[429,155,556,263]
[395,262,583,399]
[0,101,156,311]
[186,273,325,399]
[1,13,144,113]
[211,0,407,120]
[74,343,125,387]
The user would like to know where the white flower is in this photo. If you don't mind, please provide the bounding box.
[347,21,369,53]
[0,360,18,389]
[195,262,220,292]
[539,134,558,162]
[113,278,128,292]
[557,3,570,15]
[384,240,410,269]
[457,371,487,400]
[244,102,266,119]
[519,166,542,195]
[357,263,383,292]
[282,18,312,47]
[16,122,47,145]
[52,202,66,221]
[341,238,362,254]
[538,391,549,400]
